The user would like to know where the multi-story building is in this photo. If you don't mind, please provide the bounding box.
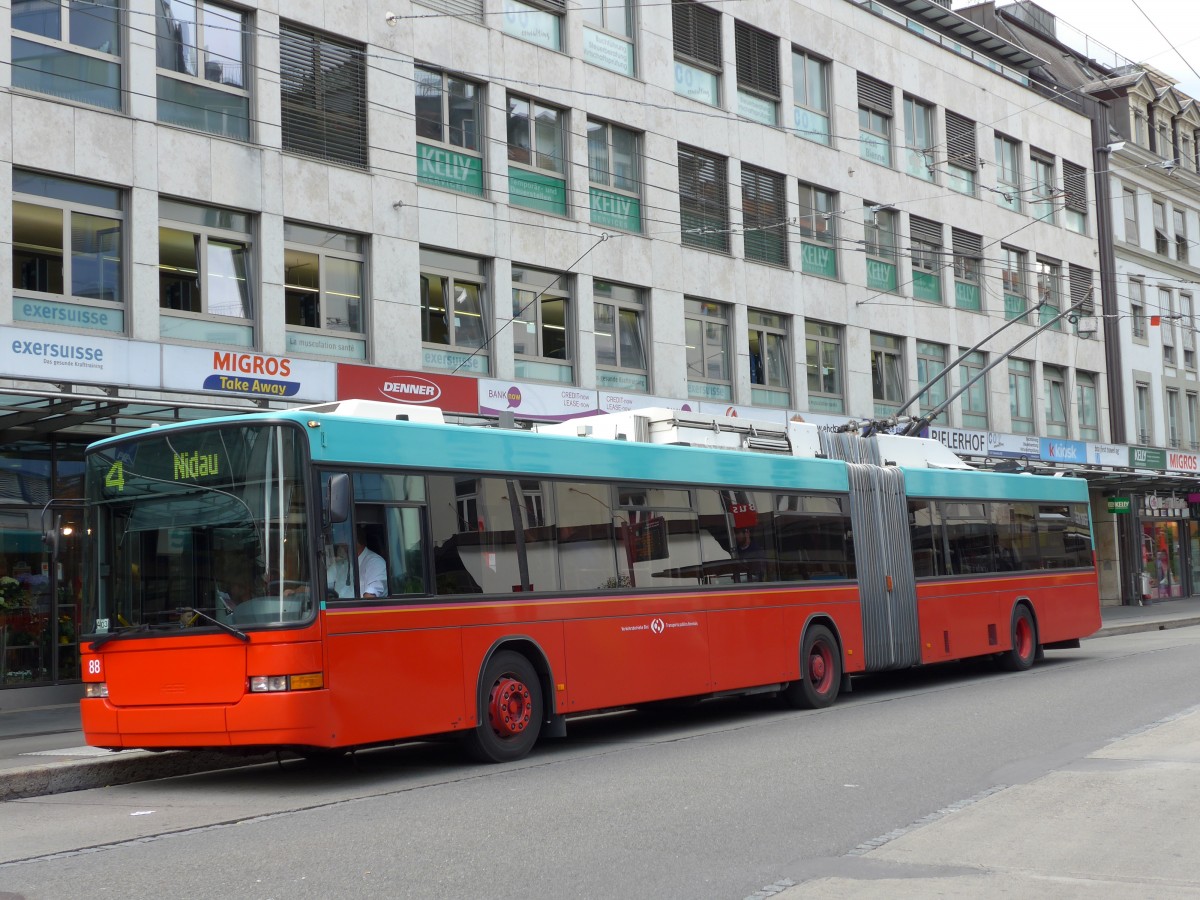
[962,0,1200,607]
[0,0,1108,700]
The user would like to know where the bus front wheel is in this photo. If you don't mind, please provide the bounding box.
[783,624,841,709]
[999,606,1038,672]
[464,650,543,763]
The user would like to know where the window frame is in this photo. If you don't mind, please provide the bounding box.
[512,265,573,384]
[1174,208,1189,263]
[502,0,565,51]
[1029,151,1056,223]
[280,20,368,168]
[1135,381,1151,445]
[1123,187,1139,244]
[1153,200,1170,256]
[734,19,780,125]
[747,309,790,408]
[910,216,943,304]
[593,280,649,392]
[805,321,844,413]
[1036,257,1062,329]
[1077,371,1099,441]
[158,198,255,347]
[945,111,977,195]
[791,48,831,146]
[1131,278,1147,342]
[12,0,123,110]
[1008,358,1034,435]
[678,145,730,253]
[741,164,788,267]
[870,332,905,415]
[952,229,983,312]
[1167,387,1181,448]
[1043,364,1069,438]
[960,349,988,430]
[903,95,935,182]
[420,247,491,375]
[797,182,838,278]
[857,73,893,167]
[672,0,722,107]
[157,0,251,141]
[283,222,366,356]
[1001,245,1027,320]
[12,169,126,328]
[994,133,1021,212]
[916,340,948,423]
[685,298,732,401]
[587,118,642,232]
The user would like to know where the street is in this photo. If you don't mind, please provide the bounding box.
[3,625,1200,899]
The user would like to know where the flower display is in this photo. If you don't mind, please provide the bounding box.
[0,576,26,612]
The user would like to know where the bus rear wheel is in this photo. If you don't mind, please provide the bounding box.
[998,606,1038,672]
[464,650,543,763]
[783,624,841,709]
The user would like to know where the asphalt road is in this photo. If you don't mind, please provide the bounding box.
[2,626,1199,900]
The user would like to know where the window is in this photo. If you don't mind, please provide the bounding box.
[1154,200,1170,256]
[415,67,484,196]
[953,229,982,311]
[420,248,490,375]
[507,93,568,215]
[1182,292,1196,370]
[903,96,934,181]
[910,216,943,303]
[679,145,730,252]
[1188,392,1199,449]
[1069,264,1095,339]
[281,22,367,168]
[994,134,1021,212]
[945,112,977,195]
[1135,382,1151,445]
[502,0,564,51]
[797,183,837,277]
[1063,161,1088,234]
[284,223,365,359]
[748,311,790,407]
[741,165,788,266]
[1036,257,1062,328]
[158,198,254,347]
[1001,246,1027,320]
[12,0,121,109]
[960,349,988,429]
[587,119,642,232]
[1123,187,1139,244]
[1030,152,1055,222]
[1009,359,1034,434]
[1175,208,1189,263]
[1161,287,1176,367]
[1131,278,1147,341]
[157,1,248,140]
[1133,105,1147,148]
[12,169,125,333]
[1043,365,1069,438]
[1167,389,1181,448]
[870,332,905,415]
[583,0,634,75]
[672,0,721,107]
[512,266,572,383]
[858,73,892,167]
[916,341,947,423]
[805,321,843,413]
[685,299,731,400]
[735,20,779,125]
[1077,371,1099,441]
[792,49,830,145]
[864,205,897,292]
[594,281,648,391]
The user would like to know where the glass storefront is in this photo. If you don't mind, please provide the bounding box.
[1141,520,1184,600]
[0,440,85,688]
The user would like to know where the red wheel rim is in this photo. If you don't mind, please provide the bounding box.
[808,642,833,693]
[488,676,532,737]
[1015,617,1033,660]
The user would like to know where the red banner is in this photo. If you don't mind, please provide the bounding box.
[336,365,479,414]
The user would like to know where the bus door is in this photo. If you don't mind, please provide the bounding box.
[845,463,920,671]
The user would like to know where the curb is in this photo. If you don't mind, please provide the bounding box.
[0,749,276,802]
[1092,615,1200,639]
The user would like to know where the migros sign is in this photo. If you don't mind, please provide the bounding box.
[212,351,291,377]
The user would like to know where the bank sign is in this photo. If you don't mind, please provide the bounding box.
[162,347,334,401]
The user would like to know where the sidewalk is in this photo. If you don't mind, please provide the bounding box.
[2,598,1200,803]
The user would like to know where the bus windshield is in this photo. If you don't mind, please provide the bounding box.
[84,423,313,637]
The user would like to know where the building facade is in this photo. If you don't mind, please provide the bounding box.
[1,0,1113,698]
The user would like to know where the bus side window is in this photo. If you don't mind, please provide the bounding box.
[385,506,427,595]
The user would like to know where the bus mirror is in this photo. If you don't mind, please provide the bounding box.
[327,473,350,524]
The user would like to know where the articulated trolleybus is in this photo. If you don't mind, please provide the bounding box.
[80,401,1101,762]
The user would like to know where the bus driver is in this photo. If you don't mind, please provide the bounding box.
[356,526,388,598]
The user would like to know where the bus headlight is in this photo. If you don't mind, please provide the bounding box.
[249,674,323,692]
[85,683,109,698]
